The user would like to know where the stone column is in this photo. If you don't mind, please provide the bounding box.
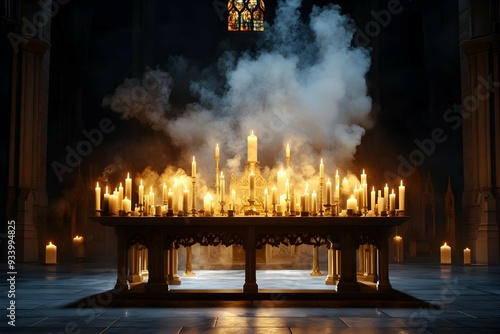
[243,226,258,293]
[377,229,392,291]
[145,233,168,292]
[184,246,196,276]
[459,1,500,265]
[337,231,359,292]
[128,244,142,283]
[310,246,322,276]
[325,244,335,285]
[167,244,181,285]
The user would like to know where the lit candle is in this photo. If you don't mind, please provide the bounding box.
[347,194,357,211]
[203,193,213,215]
[264,188,268,212]
[73,236,84,258]
[122,197,131,213]
[286,143,290,159]
[183,186,189,213]
[45,242,57,264]
[149,186,155,208]
[109,192,118,215]
[394,235,403,263]
[215,144,220,159]
[440,242,451,264]
[354,185,360,208]
[384,184,389,211]
[220,171,225,203]
[326,179,332,205]
[272,185,277,204]
[335,170,340,187]
[464,248,471,265]
[361,169,367,185]
[389,189,396,212]
[334,185,339,203]
[168,188,173,210]
[311,190,317,214]
[192,156,197,177]
[138,180,144,207]
[103,186,109,214]
[249,170,255,201]
[304,184,310,212]
[277,167,286,196]
[125,173,132,203]
[247,131,257,162]
[162,182,167,205]
[371,186,376,211]
[378,196,385,214]
[231,189,236,211]
[399,180,405,211]
[285,178,290,200]
[118,182,124,211]
[362,182,368,211]
[319,158,324,178]
[95,182,101,211]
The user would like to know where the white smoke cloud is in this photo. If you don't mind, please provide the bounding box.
[102,0,373,195]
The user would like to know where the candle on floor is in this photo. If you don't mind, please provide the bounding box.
[464,248,471,265]
[72,236,84,258]
[440,242,451,264]
[45,242,57,264]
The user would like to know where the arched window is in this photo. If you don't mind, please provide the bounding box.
[228,0,265,32]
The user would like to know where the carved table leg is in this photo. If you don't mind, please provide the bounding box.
[337,230,360,292]
[243,226,258,293]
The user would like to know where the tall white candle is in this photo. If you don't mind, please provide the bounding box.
[215,144,220,159]
[389,189,396,212]
[304,184,310,212]
[440,243,451,264]
[277,167,286,196]
[138,180,144,206]
[247,131,257,162]
[220,171,225,202]
[311,190,317,214]
[285,179,290,200]
[182,186,189,213]
[362,182,368,211]
[118,182,124,210]
[399,180,405,211]
[162,182,167,205]
[361,169,367,185]
[249,170,255,201]
[149,186,155,207]
[264,188,268,212]
[168,188,173,210]
[326,179,332,205]
[125,173,132,203]
[231,189,236,211]
[192,156,197,177]
[378,196,384,214]
[95,182,101,211]
[384,184,389,211]
[45,242,57,264]
[286,143,290,159]
[319,158,324,178]
[272,185,277,204]
[103,186,109,214]
[371,186,376,211]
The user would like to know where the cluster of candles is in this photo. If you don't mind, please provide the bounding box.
[94,131,406,217]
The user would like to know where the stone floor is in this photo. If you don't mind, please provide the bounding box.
[2,260,500,333]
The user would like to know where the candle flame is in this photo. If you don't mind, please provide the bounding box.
[251,130,254,135]
[336,169,339,175]
[362,169,365,174]
[127,172,130,178]
[49,241,53,246]
[216,143,219,148]
[265,188,268,194]
[193,156,195,162]
[96,181,99,187]
[120,182,122,187]
[220,171,224,177]
[140,179,143,186]
[400,180,403,186]
[320,158,323,164]
[372,186,375,191]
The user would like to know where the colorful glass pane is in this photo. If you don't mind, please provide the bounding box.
[240,9,251,31]
[235,0,244,11]
[252,9,264,31]
[248,0,257,10]
[228,8,240,31]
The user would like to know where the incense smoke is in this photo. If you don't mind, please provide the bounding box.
[102,0,372,191]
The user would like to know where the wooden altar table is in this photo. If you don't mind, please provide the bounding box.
[92,216,407,294]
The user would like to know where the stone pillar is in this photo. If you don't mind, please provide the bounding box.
[310,246,322,276]
[243,226,258,293]
[459,1,500,264]
[167,244,181,285]
[365,245,378,283]
[7,35,50,263]
[114,228,129,291]
[325,244,335,285]
[337,231,359,292]
[128,244,142,283]
[183,246,196,276]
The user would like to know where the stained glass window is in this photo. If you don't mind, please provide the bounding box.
[228,0,265,31]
